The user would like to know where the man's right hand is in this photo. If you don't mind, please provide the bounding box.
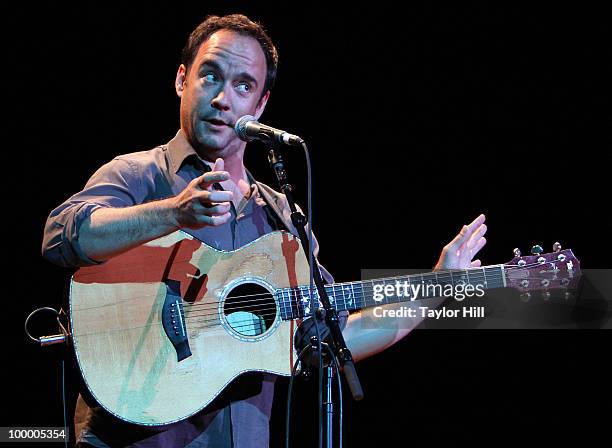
[170,158,234,229]
[78,158,235,262]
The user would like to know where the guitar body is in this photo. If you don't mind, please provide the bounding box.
[70,230,307,425]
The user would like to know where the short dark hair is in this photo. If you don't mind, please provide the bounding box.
[181,14,279,96]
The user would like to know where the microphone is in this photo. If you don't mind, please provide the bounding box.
[234,115,304,146]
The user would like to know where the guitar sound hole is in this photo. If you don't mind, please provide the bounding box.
[224,283,277,337]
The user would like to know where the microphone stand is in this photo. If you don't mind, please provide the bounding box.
[266,140,363,447]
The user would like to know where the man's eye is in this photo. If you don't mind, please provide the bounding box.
[203,73,217,82]
[236,83,251,93]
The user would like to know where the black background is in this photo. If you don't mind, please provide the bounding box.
[4,2,610,446]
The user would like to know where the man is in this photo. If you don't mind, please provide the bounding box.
[42,14,487,447]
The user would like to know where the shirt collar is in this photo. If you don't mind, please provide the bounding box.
[167,129,204,174]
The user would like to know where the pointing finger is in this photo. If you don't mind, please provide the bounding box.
[212,158,224,172]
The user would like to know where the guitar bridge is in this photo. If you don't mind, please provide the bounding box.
[162,279,192,362]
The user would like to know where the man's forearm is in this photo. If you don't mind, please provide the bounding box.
[78,198,179,262]
[343,297,445,362]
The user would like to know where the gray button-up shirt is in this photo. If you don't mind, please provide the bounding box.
[42,130,342,447]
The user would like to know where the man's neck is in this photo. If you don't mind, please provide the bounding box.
[221,149,247,185]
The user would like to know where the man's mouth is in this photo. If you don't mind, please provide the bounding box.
[203,118,229,127]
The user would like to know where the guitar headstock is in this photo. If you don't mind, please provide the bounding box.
[503,242,581,298]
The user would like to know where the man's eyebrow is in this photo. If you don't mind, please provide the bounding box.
[198,59,222,72]
[197,59,259,87]
[236,71,259,87]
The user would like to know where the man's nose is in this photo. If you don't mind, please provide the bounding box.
[211,85,230,111]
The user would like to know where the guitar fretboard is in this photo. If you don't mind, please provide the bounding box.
[276,266,506,320]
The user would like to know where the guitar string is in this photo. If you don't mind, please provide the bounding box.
[184,259,560,310]
[78,262,567,324]
[91,269,506,315]
[72,270,503,317]
[71,257,565,298]
[184,274,502,315]
[79,263,568,321]
[85,275,571,335]
[111,269,530,321]
[158,271,570,333]
[82,277,564,337]
[181,272,506,325]
[178,269,509,314]
[96,267,559,325]
[73,263,572,334]
[92,274,490,330]
[177,286,503,318]
[139,279,571,331]
[187,287,571,327]
[90,292,470,336]
[184,283,502,318]
[180,266,510,311]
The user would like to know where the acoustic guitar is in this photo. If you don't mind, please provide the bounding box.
[69,230,580,425]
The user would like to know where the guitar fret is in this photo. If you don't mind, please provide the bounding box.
[293,287,300,318]
[418,274,425,300]
[278,289,285,320]
[357,282,365,308]
[377,278,386,306]
[286,288,291,319]
[326,285,335,311]
[301,286,311,317]
[293,287,303,318]
[332,284,339,311]
[501,265,506,288]
[342,283,353,310]
[284,288,291,319]
[369,279,377,307]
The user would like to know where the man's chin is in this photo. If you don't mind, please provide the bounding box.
[193,135,234,158]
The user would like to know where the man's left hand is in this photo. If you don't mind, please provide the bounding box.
[434,214,487,270]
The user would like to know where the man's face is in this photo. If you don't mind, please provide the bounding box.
[176,30,269,159]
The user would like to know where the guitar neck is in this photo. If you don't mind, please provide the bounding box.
[277,265,507,320]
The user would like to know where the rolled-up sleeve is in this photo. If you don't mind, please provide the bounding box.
[42,157,144,268]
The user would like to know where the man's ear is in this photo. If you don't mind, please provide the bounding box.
[253,90,270,120]
[175,64,187,98]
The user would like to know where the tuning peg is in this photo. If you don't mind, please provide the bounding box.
[531,245,543,255]
[553,242,562,253]
[513,248,521,257]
